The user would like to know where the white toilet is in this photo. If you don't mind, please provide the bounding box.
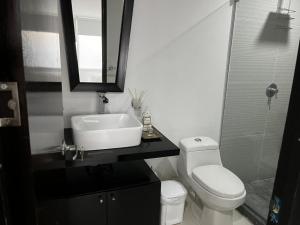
[177,137,246,225]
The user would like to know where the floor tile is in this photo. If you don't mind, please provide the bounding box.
[181,198,253,225]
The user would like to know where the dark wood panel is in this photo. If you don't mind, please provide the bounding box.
[108,182,161,225]
[26,82,62,92]
[34,161,160,201]
[67,193,107,225]
[37,194,107,225]
[0,1,36,225]
[35,161,160,225]
[37,199,67,225]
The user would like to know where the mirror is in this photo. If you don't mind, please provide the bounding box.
[60,0,134,92]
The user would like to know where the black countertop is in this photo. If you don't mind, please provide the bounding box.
[32,128,180,171]
[35,160,160,202]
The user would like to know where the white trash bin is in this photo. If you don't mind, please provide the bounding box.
[161,180,187,225]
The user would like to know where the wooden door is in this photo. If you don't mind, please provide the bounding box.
[107,183,161,225]
[67,193,107,225]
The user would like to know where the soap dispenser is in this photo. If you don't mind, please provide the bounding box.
[142,112,161,140]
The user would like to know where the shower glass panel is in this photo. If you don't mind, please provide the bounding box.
[220,0,300,224]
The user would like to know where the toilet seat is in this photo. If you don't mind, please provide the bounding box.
[192,165,245,199]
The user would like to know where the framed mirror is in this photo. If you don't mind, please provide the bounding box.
[60,0,134,92]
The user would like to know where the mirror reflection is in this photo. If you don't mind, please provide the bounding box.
[71,0,103,83]
[106,0,124,83]
[71,0,124,84]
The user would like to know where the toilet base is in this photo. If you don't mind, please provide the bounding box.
[200,206,233,225]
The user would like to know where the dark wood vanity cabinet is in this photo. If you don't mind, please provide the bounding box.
[67,193,107,225]
[107,184,160,225]
[35,161,161,225]
[38,199,68,225]
[66,183,160,225]
[37,194,108,225]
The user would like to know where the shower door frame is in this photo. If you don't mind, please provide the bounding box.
[266,41,300,225]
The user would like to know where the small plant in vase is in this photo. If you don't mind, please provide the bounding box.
[128,88,145,120]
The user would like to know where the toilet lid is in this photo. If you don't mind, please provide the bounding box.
[192,165,245,199]
[161,180,187,199]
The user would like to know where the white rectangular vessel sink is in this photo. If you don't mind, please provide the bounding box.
[71,114,143,151]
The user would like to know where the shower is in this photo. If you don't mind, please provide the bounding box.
[220,0,300,224]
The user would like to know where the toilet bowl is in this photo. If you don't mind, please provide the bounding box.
[177,137,246,225]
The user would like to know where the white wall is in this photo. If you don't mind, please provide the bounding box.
[107,0,234,174]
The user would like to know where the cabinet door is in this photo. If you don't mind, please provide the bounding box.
[67,193,107,225]
[38,199,68,225]
[108,182,161,225]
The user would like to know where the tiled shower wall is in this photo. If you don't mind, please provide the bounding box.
[220,0,300,182]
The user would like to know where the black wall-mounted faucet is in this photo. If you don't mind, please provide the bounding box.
[98,93,109,104]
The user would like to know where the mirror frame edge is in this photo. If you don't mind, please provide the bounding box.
[60,0,134,92]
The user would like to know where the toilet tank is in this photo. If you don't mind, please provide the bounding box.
[178,137,222,176]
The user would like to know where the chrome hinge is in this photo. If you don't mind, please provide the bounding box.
[0,82,21,127]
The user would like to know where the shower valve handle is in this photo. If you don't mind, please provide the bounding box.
[266,83,279,110]
[266,83,279,98]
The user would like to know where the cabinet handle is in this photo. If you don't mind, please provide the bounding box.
[111,194,116,201]
[99,196,104,204]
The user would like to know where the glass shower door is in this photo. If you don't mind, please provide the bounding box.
[220,0,300,224]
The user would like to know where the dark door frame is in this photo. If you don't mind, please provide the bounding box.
[266,41,300,225]
[0,0,36,225]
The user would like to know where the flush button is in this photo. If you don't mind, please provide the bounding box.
[194,138,202,142]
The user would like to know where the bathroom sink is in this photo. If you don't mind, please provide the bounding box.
[71,114,143,150]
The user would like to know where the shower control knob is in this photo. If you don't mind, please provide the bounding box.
[266,83,279,110]
[266,83,279,98]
